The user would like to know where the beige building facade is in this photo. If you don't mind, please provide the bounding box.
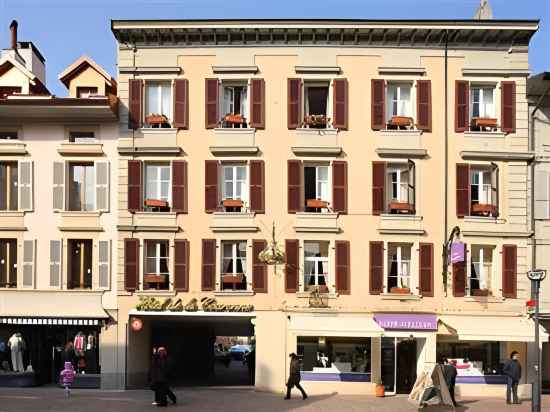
[111,18,544,397]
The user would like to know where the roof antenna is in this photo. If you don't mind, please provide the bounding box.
[474,0,493,20]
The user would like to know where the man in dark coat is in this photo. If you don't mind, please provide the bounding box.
[150,347,177,407]
[503,351,522,404]
[285,353,307,400]
[442,358,458,406]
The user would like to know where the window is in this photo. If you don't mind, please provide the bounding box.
[386,82,413,124]
[68,163,94,211]
[470,166,497,217]
[437,341,502,376]
[144,164,171,211]
[76,86,99,98]
[471,86,495,119]
[221,82,248,128]
[68,239,93,289]
[221,241,247,291]
[303,81,330,128]
[0,86,21,98]
[145,81,172,127]
[387,243,412,293]
[0,131,18,140]
[0,239,17,288]
[304,241,329,292]
[386,162,415,214]
[69,131,95,143]
[144,240,169,290]
[0,162,18,211]
[222,164,248,211]
[304,164,330,212]
[470,245,494,296]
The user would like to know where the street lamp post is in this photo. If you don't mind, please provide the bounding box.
[527,269,547,412]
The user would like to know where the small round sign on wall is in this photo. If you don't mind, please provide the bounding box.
[131,317,143,332]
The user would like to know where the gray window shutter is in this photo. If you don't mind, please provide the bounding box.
[98,240,110,289]
[49,240,62,288]
[53,162,65,211]
[95,161,110,212]
[18,161,33,211]
[22,239,35,288]
[535,170,550,220]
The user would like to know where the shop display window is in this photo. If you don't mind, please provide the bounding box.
[436,341,502,376]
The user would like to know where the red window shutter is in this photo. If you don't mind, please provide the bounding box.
[250,78,265,129]
[416,80,432,132]
[249,160,265,214]
[452,244,466,297]
[371,79,385,130]
[205,78,219,129]
[287,78,301,129]
[173,79,189,129]
[502,244,517,298]
[174,239,190,292]
[335,240,350,295]
[252,239,268,293]
[456,164,470,217]
[369,241,383,295]
[419,243,434,297]
[332,161,348,214]
[201,239,216,291]
[501,81,516,133]
[333,78,348,130]
[372,162,386,216]
[455,80,469,132]
[127,160,142,212]
[124,238,139,292]
[285,239,299,293]
[128,79,143,130]
[205,160,219,213]
[287,160,302,213]
[171,160,188,213]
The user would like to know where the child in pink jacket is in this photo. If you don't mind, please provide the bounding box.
[60,361,76,398]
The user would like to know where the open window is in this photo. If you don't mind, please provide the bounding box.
[0,239,17,288]
[220,81,249,128]
[470,84,496,131]
[303,81,330,129]
[386,161,415,214]
[0,162,18,211]
[221,240,247,291]
[68,163,95,211]
[470,164,498,217]
[387,243,412,294]
[304,164,330,212]
[469,245,494,297]
[67,239,93,289]
[76,86,99,98]
[144,240,169,290]
[144,163,171,212]
[69,131,95,143]
[144,81,173,128]
[221,164,248,212]
[386,82,413,130]
[304,241,329,293]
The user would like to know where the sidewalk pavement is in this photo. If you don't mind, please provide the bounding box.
[0,387,548,411]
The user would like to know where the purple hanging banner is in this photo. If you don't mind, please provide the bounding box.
[374,314,437,331]
[450,242,465,264]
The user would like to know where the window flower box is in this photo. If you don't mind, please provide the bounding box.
[471,203,496,217]
[303,115,330,128]
[389,287,411,294]
[223,114,246,124]
[221,274,245,284]
[388,116,413,128]
[472,117,498,132]
[145,114,170,128]
[144,274,168,289]
[222,199,244,208]
[472,289,490,297]
[307,284,329,294]
[389,202,414,214]
[306,199,329,209]
[144,199,169,208]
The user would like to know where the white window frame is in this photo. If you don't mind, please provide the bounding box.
[221,164,249,206]
[145,240,169,276]
[68,163,95,212]
[386,82,413,119]
[470,168,492,205]
[469,245,494,294]
[144,80,173,124]
[470,85,495,119]
[388,167,409,203]
[304,164,331,204]
[221,240,247,276]
[387,243,412,292]
[145,164,171,205]
[303,240,330,290]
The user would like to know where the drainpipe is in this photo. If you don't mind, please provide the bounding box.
[442,29,449,297]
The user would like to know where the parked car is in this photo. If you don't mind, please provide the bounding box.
[229,345,251,361]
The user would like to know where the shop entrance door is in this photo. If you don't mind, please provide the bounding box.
[380,337,418,395]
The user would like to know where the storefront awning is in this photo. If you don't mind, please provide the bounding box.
[0,290,109,320]
[289,314,383,337]
[439,315,548,342]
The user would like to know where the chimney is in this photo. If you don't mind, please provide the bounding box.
[9,20,18,50]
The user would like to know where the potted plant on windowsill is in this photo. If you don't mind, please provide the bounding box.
[388,202,414,214]
[472,289,490,297]
[308,285,329,294]
[303,114,329,128]
[144,199,169,208]
[306,199,329,209]
[143,273,168,289]
[221,273,245,284]
[471,203,496,217]
[223,114,246,125]
[390,279,411,294]
[472,117,498,131]
[145,113,170,127]
[389,116,413,128]
[222,199,244,208]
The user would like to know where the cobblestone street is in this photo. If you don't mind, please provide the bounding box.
[0,388,548,412]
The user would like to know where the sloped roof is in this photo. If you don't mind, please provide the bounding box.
[0,54,36,82]
[58,55,114,88]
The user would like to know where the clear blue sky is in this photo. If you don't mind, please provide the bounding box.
[0,0,548,96]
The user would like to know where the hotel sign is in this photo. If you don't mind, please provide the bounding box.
[135,296,254,313]
[374,314,437,331]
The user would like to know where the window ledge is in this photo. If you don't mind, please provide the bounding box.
[57,142,104,156]
[135,290,176,297]
[380,129,422,137]
[296,291,338,299]
[60,211,101,217]
[294,212,340,234]
[463,131,506,139]
[213,128,255,134]
[0,211,25,217]
[0,141,27,155]
[134,211,177,217]
[380,214,422,222]
[381,293,422,301]
[139,128,177,134]
[296,128,338,135]
[214,291,255,297]
[463,216,505,224]
[463,295,504,303]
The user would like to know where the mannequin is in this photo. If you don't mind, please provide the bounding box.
[7,333,25,372]
[74,332,85,357]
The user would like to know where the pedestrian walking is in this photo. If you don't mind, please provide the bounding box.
[150,347,177,407]
[442,357,458,407]
[59,361,75,398]
[503,351,522,404]
[285,353,308,400]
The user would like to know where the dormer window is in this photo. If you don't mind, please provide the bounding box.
[77,87,99,98]
[221,81,248,128]
[0,87,21,98]
[145,81,172,128]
